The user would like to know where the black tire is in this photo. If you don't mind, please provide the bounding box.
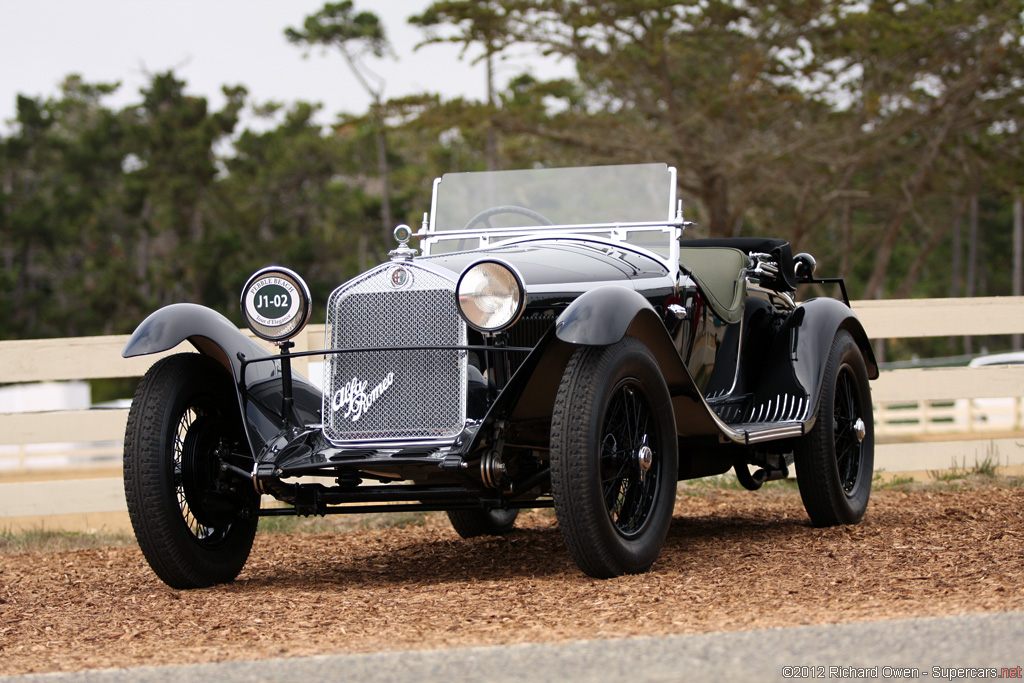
[123,353,259,589]
[794,329,874,526]
[550,336,678,578]
[446,508,519,538]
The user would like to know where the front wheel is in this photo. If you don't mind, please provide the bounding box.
[123,353,259,589]
[794,330,874,526]
[550,337,678,578]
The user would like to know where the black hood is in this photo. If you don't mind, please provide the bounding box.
[420,237,669,288]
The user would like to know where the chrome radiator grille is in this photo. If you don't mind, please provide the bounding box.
[323,263,467,445]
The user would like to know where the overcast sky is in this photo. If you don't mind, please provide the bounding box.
[0,0,573,131]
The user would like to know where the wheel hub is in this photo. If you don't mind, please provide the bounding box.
[636,434,653,482]
[181,416,237,529]
[853,417,866,443]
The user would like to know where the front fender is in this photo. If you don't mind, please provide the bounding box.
[122,303,271,383]
[554,285,656,345]
[544,286,722,439]
[124,303,322,457]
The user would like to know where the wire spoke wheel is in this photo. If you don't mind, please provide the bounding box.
[175,409,236,545]
[123,354,259,589]
[795,330,874,527]
[550,337,677,578]
[173,408,210,541]
[600,382,660,538]
[833,365,864,494]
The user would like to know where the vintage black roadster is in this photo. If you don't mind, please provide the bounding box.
[122,163,877,589]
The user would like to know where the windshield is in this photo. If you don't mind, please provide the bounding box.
[431,163,675,231]
[423,163,680,260]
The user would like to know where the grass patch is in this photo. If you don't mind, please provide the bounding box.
[928,443,1002,482]
[676,471,798,497]
[0,527,135,554]
[873,469,917,489]
[2,510,442,553]
[677,473,748,496]
[2,510,443,552]
[257,509,439,535]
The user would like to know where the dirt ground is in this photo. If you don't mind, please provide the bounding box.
[2,480,1023,676]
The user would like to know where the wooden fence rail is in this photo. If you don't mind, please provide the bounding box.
[2,297,1023,529]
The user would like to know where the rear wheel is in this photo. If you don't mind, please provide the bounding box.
[795,330,874,526]
[446,508,519,538]
[123,353,259,589]
[550,337,678,578]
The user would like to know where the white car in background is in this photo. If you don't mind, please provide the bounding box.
[959,352,1024,430]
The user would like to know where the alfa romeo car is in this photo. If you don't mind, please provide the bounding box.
[122,163,877,589]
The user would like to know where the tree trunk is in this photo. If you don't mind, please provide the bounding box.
[137,200,152,304]
[863,215,901,299]
[894,217,955,299]
[951,201,962,298]
[966,194,979,298]
[839,199,851,279]
[862,116,954,300]
[485,48,497,172]
[375,123,392,246]
[339,47,393,249]
[1014,194,1023,350]
[964,194,979,355]
[701,172,733,238]
[358,233,369,274]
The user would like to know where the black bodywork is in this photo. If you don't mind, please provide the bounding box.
[122,163,877,587]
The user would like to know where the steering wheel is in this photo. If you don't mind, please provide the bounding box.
[463,205,554,230]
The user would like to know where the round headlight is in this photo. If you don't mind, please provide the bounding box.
[457,260,526,333]
[240,266,311,342]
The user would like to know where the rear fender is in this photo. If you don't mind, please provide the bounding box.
[755,298,878,424]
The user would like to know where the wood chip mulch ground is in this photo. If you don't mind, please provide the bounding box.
[2,481,1023,676]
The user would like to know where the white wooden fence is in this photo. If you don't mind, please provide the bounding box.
[2,297,1024,530]
[855,297,1024,472]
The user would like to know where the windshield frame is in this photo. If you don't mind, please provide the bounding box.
[416,164,685,267]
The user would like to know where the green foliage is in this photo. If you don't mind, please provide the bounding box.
[2,77,134,337]
[1,0,1023,358]
[285,2,398,243]
[285,1,390,59]
[874,470,917,489]
[0,527,135,554]
[0,69,385,338]
[216,102,378,317]
[885,475,917,489]
[410,1,522,68]
[676,473,799,496]
[257,510,437,534]
[928,443,1003,482]
[492,0,1024,305]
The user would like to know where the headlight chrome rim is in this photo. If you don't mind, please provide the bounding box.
[456,259,526,333]
[240,266,312,342]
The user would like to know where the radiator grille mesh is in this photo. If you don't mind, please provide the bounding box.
[322,264,467,445]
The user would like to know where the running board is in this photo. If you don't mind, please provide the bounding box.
[737,419,806,446]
